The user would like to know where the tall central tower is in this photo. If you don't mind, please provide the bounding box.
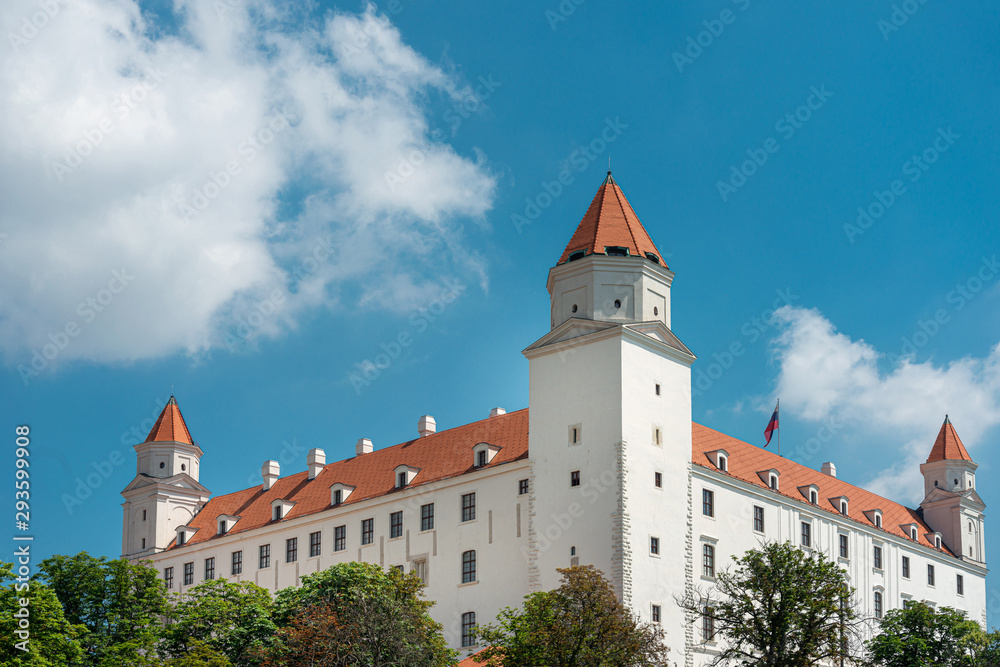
[524,173,695,654]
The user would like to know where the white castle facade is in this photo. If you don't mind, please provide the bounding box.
[121,173,988,663]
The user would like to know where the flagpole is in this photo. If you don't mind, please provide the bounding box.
[777,398,781,457]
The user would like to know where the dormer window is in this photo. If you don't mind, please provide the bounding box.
[934,534,942,549]
[273,506,282,521]
[568,250,586,262]
[216,514,239,536]
[798,484,820,505]
[175,525,196,547]
[709,450,729,473]
[770,475,778,490]
[912,527,918,540]
[757,468,780,490]
[605,246,629,257]
[864,509,884,529]
[838,498,849,516]
[394,465,420,488]
[271,498,295,521]
[810,490,818,505]
[644,252,660,263]
[719,455,727,473]
[218,520,226,535]
[330,483,356,506]
[875,515,882,529]
[472,443,501,469]
[178,531,185,546]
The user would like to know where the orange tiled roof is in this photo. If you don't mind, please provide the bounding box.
[169,409,530,548]
[145,396,194,445]
[692,423,953,555]
[925,416,972,463]
[558,173,668,268]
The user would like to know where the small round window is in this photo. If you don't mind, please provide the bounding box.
[614,299,621,309]
[181,464,186,471]
[159,462,165,469]
[653,306,659,316]
[572,304,578,313]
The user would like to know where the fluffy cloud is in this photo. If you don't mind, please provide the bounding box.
[769,306,1000,503]
[0,0,496,374]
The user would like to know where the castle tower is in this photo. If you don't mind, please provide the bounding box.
[919,416,986,563]
[524,173,695,648]
[121,396,211,558]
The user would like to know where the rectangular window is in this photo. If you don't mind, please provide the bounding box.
[477,450,487,468]
[570,471,580,487]
[413,558,428,584]
[286,538,297,563]
[957,574,964,595]
[461,611,477,648]
[753,505,764,532]
[703,607,715,641]
[654,427,662,445]
[333,489,343,505]
[183,562,194,586]
[652,604,661,622]
[655,383,661,396]
[874,591,883,619]
[703,489,714,517]
[398,471,408,487]
[420,503,435,531]
[204,557,215,581]
[390,511,403,538]
[839,534,849,559]
[703,544,715,578]
[654,472,662,488]
[309,531,321,557]
[231,551,243,575]
[801,522,811,548]
[650,537,660,555]
[902,556,910,578]
[462,550,476,583]
[873,545,883,570]
[461,493,476,522]
[361,518,374,545]
[518,479,529,495]
[928,564,935,586]
[334,525,346,551]
[164,567,174,589]
[259,544,270,569]
[273,506,282,521]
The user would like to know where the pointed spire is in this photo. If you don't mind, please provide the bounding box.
[145,395,194,445]
[558,174,668,268]
[926,414,972,463]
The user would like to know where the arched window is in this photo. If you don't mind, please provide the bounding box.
[874,591,883,619]
[718,455,727,472]
[810,490,818,505]
[769,474,778,490]
[840,500,848,515]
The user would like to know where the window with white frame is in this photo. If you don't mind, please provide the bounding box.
[901,556,910,579]
[874,591,883,619]
[718,454,727,472]
[873,545,883,570]
[839,534,849,559]
[801,522,812,548]
[769,474,778,490]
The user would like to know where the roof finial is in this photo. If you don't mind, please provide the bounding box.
[608,154,611,176]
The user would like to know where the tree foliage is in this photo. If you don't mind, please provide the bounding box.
[0,561,85,666]
[161,578,276,666]
[678,540,862,667]
[36,552,168,666]
[474,565,669,667]
[865,601,985,667]
[266,561,455,667]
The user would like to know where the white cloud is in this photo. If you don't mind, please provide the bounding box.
[769,306,1000,503]
[0,0,496,374]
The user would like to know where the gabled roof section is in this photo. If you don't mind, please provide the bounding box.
[926,415,972,463]
[166,409,529,550]
[145,396,194,445]
[692,423,954,556]
[558,173,667,268]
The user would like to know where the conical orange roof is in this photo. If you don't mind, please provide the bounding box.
[926,415,972,463]
[145,396,194,445]
[558,173,667,268]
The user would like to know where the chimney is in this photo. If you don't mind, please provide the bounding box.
[418,415,436,438]
[489,407,506,418]
[821,462,837,478]
[308,448,326,480]
[356,438,373,456]
[262,460,280,490]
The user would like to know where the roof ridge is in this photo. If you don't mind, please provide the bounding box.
[610,178,643,257]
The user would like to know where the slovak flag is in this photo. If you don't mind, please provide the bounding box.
[764,400,779,447]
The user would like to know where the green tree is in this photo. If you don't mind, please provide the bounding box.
[36,552,168,666]
[266,561,455,667]
[866,601,981,667]
[161,578,276,666]
[0,561,85,666]
[164,641,233,667]
[474,565,669,667]
[679,540,861,667]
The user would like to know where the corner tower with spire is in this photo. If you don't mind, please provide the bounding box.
[524,173,695,649]
[919,416,986,563]
[121,397,211,558]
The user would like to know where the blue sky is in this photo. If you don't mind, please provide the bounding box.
[3,0,1000,617]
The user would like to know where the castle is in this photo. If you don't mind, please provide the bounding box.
[121,173,987,662]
